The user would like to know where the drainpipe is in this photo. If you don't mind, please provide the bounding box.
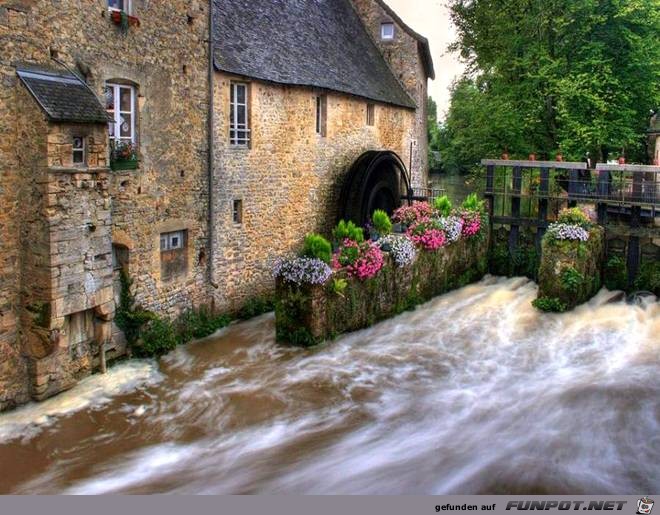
[207,1,219,291]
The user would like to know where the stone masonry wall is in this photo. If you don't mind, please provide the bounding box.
[350,0,430,188]
[211,73,417,311]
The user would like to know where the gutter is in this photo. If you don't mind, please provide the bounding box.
[207,1,219,290]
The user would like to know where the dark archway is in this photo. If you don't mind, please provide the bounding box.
[338,151,411,227]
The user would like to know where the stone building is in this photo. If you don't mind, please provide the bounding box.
[0,0,433,410]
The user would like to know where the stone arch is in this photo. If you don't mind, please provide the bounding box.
[338,150,411,227]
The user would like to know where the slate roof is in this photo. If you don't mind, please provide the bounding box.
[16,66,110,124]
[213,0,417,109]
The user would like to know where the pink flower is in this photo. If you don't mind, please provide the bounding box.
[392,202,434,226]
[332,240,384,280]
[407,224,447,251]
[461,211,482,238]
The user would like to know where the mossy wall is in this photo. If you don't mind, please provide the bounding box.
[536,226,605,311]
[275,235,489,346]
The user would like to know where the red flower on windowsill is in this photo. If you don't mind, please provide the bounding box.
[110,10,140,28]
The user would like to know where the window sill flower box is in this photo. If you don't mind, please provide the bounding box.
[110,10,140,28]
[110,141,139,171]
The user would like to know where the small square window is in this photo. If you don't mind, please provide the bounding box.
[366,104,375,126]
[108,0,130,13]
[381,22,395,40]
[233,199,243,224]
[160,230,185,251]
[72,136,85,166]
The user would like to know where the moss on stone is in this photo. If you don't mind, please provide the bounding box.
[536,226,604,311]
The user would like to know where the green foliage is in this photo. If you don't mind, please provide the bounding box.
[275,288,319,347]
[560,267,584,294]
[532,297,568,313]
[176,306,232,344]
[462,193,484,212]
[333,220,364,244]
[634,261,660,295]
[302,233,332,264]
[604,256,628,291]
[137,318,178,358]
[26,302,50,328]
[330,278,348,298]
[115,270,157,346]
[443,0,660,168]
[238,296,275,320]
[433,195,453,217]
[371,210,393,235]
[558,207,590,228]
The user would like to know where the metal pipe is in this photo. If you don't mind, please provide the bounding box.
[207,1,219,291]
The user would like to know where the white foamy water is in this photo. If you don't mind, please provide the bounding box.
[0,277,658,494]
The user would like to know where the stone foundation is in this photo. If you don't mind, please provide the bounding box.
[537,226,605,310]
[275,235,489,345]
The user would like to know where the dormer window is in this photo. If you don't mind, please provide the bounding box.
[108,0,131,14]
[381,22,395,40]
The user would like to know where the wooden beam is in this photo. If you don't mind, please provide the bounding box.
[481,159,587,170]
[596,163,660,173]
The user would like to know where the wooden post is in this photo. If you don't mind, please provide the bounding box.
[536,167,550,255]
[509,166,522,256]
[99,342,107,374]
[485,164,495,250]
[627,170,643,287]
[597,168,610,225]
[568,167,579,207]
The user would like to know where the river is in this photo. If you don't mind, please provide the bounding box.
[0,277,658,494]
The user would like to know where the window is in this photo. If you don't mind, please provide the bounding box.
[73,136,86,165]
[160,230,188,281]
[316,95,327,137]
[112,244,129,272]
[160,231,184,251]
[230,82,250,146]
[233,199,243,224]
[381,22,395,40]
[105,83,136,148]
[366,104,375,126]
[108,0,131,13]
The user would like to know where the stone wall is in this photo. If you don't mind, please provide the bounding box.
[537,226,605,311]
[275,235,489,345]
[350,0,430,188]
[211,73,417,311]
[0,0,210,409]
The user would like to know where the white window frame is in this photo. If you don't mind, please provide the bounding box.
[230,82,251,146]
[108,0,131,14]
[381,22,395,40]
[72,136,86,166]
[106,83,136,147]
[160,231,185,252]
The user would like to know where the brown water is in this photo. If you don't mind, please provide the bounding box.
[0,277,658,494]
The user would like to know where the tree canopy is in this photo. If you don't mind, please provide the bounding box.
[440,0,660,172]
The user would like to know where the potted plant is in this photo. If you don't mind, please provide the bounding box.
[555,151,563,162]
[501,146,510,160]
[370,210,392,241]
[110,10,140,29]
[529,152,537,161]
[110,141,139,171]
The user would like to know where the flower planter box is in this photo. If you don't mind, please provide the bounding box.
[275,233,489,346]
[110,10,140,28]
[110,159,139,171]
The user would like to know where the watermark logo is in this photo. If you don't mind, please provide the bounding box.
[637,498,654,515]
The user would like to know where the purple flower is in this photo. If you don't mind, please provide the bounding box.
[273,257,332,285]
[378,234,417,267]
[546,223,590,242]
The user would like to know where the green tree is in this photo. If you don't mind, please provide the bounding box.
[444,0,660,171]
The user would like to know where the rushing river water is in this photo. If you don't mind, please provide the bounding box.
[0,277,658,494]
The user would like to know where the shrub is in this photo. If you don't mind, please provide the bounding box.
[532,297,568,313]
[460,210,482,238]
[115,269,158,346]
[634,261,660,295]
[392,202,433,226]
[238,296,275,320]
[371,210,393,235]
[546,222,590,242]
[274,257,332,285]
[302,233,332,264]
[137,318,178,358]
[177,306,232,343]
[557,207,591,228]
[436,216,463,243]
[333,220,364,243]
[330,278,348,297]
[433,195,453,217]
[332,240,384,280]
[378,234,417,267]
[407,221,447,251]
[604,256,627,291]
[560,267,584,294]
[462,193,484,212]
